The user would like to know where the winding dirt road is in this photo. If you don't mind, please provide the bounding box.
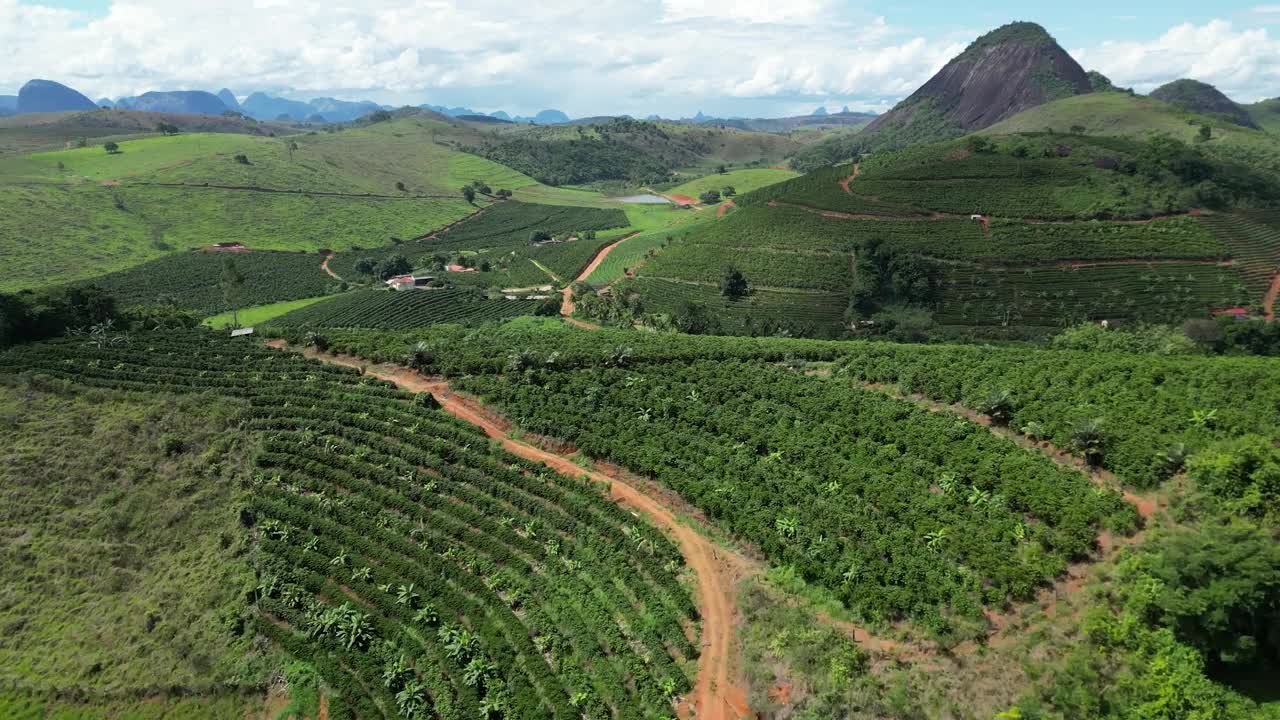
[560,232,640,329]
[266,341,752,719]
[839,163,860,194]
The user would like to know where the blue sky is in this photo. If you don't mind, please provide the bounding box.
[6,0,1279,117]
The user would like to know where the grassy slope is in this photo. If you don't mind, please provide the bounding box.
[667,168,798,199]
[0,119,546,292]
[203,296,332,328]
[984,92,1280,173]
[0,384,268,697]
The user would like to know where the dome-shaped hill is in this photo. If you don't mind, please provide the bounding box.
[1150,79,1258,129]
[861,22,1091,147]
[116,90,229,115]
[17,79,97,114]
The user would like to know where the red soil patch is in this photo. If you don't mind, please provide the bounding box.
[769,682,792,706]
[1264,272,1280,322]
[445,264,476,273]
[716,199,736,219]
[669,193,698,206]
[320,252,339,280]
[838,163,860,195]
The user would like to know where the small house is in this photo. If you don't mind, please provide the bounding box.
[385,275,435,290]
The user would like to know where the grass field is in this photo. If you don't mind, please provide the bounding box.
[203,296,333,328]
[0,183,474,292]
[0,385,269,696]
[666,168,798,200]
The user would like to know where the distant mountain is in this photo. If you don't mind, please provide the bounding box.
[242,92,312,121]
[812,106,829,116]
[17,79,98,113]
[116,90,228,115]
[529,109,570,124]
[308,97,382,122]
[489,110,511,121]
[692,110,877,133]
[0,95,16,116]
[216,89,241,112]
[95,97,115,108]
[1150,79,1258,129]
[861,22,1090,148]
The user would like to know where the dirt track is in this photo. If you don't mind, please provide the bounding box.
[559,232,639,328]
[1265,272,1280,322]
[839,163,859,194]
[716,200,736,219]
[320,253,339,280]
[266,341,753,720]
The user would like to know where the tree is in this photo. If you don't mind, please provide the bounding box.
[155,122,180,135]
[234,154,251,165]
[529,230,552,244]
[103,141,120,154]
[353,257,378,277]
[1125,520,1280,666]
[720,266,748,300]
[218,257,245,328]
[461,186,476,203]
[377,254,412,280]
[395,181,406,192]
[286,140,299,161]
[722,186,736,197]
[1197,124,1212,142]
[699,190,721,205]
[716,164,727,174]
[965,136,993,154]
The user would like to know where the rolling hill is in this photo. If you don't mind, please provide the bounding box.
[575,130,1280,339]
[468,118,799,186]
[1150,79,1258,129]
[16,79,97,113]
[0,117,539,291]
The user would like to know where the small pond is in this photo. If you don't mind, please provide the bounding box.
[615,194,671,204]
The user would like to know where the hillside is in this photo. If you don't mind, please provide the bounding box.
[0,117,535,290]
[573,132,1280,339]
[793,22,1090,171]
[1246,97,1280,134]
[1150,79,1258,129]
[468,118,798,186]
[0,108,297,158]
[985,92,1280,175]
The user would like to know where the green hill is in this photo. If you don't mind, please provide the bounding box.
[573,132,1280,338]
[1246,97,1280,134]
[467,118,798,186]
[984,92,1280,175]
[1150,79,1258,129]
[0,118,545,292]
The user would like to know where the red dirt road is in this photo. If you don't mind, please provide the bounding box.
[1265,272,1280,322]
[559,232,640,327]
[266,342,754,720]
[716,200,736,219]
[320,252,339,280]
[839,163,860,194]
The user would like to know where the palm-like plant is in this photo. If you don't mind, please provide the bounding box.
[329,548,349,567]
[775,516,799,539]
[924,528,948,550]
[396,583,419,607]
[1071,418,1107,465]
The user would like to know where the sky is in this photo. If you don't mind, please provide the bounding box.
[2,0,1278,118]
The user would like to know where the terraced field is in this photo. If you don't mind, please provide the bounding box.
[0,332,697,720]
[1201,211,1280,297]
[268,289,547,329]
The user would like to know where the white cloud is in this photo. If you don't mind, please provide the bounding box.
[3,3,1277,116]
[1074,20,1280,102]
[660,0,831,24]
[1253,5,1280,13]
